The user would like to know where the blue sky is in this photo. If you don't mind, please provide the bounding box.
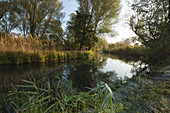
[61,0,78,29]
[61,0,136,43]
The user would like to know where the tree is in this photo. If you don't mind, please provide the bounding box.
[130,0,170,65]
[0,0,64,38]
[66,0,121,50]
[130,0,169,46]
[0,0,20,33]
[0,0,12,19]
[66,11,98,50]
[76,0,121,34]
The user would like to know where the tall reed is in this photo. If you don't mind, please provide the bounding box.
[0,33,54,52]
[0,32,94,64]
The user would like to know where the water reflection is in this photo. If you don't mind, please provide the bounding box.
[0,63,65,89]
[101,58,134,79]
[0,54,140,91]
[66,58,118,91]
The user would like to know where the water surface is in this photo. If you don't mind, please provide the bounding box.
[0,54,139,90]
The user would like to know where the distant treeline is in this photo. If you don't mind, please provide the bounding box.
[104,42,145,57]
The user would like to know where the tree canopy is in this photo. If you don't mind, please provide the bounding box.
[66,0,121,50]
[130,0,170,65]
[0,0,64,39]
[130,0,170,47]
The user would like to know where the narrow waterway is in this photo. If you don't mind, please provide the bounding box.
[0,54,139,90]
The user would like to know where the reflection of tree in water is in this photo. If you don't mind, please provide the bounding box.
[66,57,119,91]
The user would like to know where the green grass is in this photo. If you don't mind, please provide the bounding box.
[0,51,94,65]
[5,73,118,113]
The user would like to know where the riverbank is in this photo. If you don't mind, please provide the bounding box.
[114,75,170,112]
[0,51,94,65]
[104,43,145,57]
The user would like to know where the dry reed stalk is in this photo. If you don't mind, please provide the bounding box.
[0,33,56,53]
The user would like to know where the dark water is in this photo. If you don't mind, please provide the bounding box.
[0,54,140,91]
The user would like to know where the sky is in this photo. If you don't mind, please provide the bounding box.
[61,0,136,43]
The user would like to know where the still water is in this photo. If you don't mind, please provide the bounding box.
[0,54,139,91]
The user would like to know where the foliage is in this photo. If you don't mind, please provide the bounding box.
[130,0,170,66]
[76,0,121,34]
[65,0,120,50]
[5,73,117,112]
[66,11,98,50]
[0,0,64,39]
[92,37,108,52]
[104,42,144,56]
[0,0,11,19]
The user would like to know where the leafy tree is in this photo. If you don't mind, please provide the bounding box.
[0,0,64,39]
[93,37,108,52]
[122,38,132,45]
[66,11,98,50]
[66,0,120,50]
[130,0,169,46]
[76,0,121,34]
[130,0,170,65]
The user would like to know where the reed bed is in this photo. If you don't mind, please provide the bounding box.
[0,33,94,64]
[0,33,54,52]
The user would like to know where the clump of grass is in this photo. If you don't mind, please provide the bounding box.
[5,72,117,112]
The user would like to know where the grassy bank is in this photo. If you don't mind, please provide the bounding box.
[0,33,94,65]
[0,51,94,65]
[104,42,145,57]
[114,76,170,113]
